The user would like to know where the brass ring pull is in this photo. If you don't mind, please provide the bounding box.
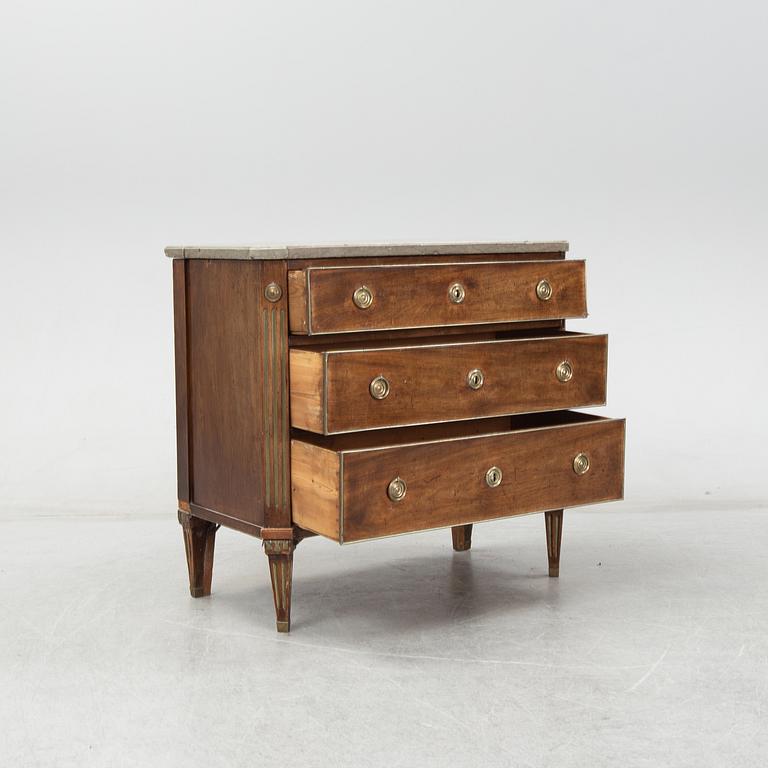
[555,360,573,383]
[573,453,590,475]
[536,279,553,301]
[353,286,374,309]
[448,283,466,304]
[369,375,390,400]
[387,477,407,502]
[467,369,484,390]
[485,466,503,487]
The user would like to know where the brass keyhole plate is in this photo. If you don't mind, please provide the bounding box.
[485,466,503,487]
[467,369,484,390]
[448,283,466,304]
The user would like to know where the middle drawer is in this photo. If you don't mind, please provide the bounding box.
[290,332,607,434]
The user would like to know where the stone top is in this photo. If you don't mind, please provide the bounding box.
[164,241,569,261]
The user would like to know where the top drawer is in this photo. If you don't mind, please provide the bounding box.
[288,260,587,335]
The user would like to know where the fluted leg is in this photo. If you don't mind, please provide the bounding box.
[451,524,473,552]
[264,539,295,632]
[545,509,563,577]
[178,510,218,597]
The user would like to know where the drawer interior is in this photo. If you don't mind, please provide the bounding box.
[291,328,589,352]
[291,411,624,543]
[289,330,608,433]
[293,409,609,451]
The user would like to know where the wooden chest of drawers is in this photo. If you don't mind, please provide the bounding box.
[167,241,625,632]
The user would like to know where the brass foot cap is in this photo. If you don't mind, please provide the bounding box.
[276,620,291,633]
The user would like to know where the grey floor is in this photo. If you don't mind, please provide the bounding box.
[2,504,767,768]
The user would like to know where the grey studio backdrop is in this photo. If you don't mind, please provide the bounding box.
[1,0,766,520]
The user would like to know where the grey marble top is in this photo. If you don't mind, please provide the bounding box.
[164,241,569,260]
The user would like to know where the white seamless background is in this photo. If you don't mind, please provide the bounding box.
[1,0,766,517]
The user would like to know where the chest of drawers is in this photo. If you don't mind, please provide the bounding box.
[167,241,625,632]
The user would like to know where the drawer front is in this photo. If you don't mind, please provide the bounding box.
[288,260,586,334]
[290,333,608,434]
[291,415,625,542]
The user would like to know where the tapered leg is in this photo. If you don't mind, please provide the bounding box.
[178,510,218,597]
[452,524,473,552]
[545,509,564,577]
[264,539,295,632]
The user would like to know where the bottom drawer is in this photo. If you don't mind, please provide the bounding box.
[291,412,625,543]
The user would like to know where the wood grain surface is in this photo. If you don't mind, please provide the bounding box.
[290,332,608,433]
[288,260,586,334]
[290,414,625,543]
[259,260,292,529]
[185,260,265,525]
[172,259,190,501]
[290,439,340,540]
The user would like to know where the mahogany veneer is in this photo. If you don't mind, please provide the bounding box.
[290,332,608,434]
[168,241,625,632]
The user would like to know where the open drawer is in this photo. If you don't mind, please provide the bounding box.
[290,331,608,434]
[288,260,586,334]
[291,412,625,543]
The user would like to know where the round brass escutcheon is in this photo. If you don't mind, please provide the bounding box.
[449,282,466,304]
[467,368,484,390]
[353,285,374,309]
[387,477,407,502]
[369,375,390,400]
[264,282,283,302]
[555,360,574,383]
[573,453,590,475]
[485,466,503,488]
[536,279,553,301]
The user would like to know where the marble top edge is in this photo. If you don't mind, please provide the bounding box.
[164,241,569,260]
